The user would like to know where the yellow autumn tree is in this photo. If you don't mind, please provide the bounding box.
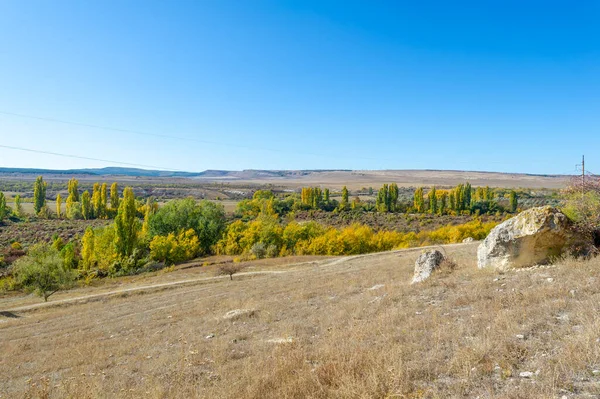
[56,194,62,218]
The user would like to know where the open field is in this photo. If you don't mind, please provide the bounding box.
[0,169,571,192]
[191,170,571,190]
[3,242,600,398]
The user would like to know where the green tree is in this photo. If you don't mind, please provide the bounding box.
[509,190,518,213]
[376,185,388,212]
[389,183,399,212]
[81,191,92,220]
[12,243,76,302]
[66,177,79,218]
[114,187,139,258]
[100,183,108,218]
[141,197,157,238]
[340,186,349,210]
[439,192,448,215]
[60,242,77,269]
[0,192,6,222]
[483,186,493,201]
[14,194,23,217]
[149,198,226,255]
[428,187,438,214]
[324,188,330,203]
[92,183,101,219]
[56,194,63,219]
[464,182,472,208]
[475,187,484,202]
[110,182,119,212]
[449,189,456,212]
[33,176,47,215]
[456,184,464,212]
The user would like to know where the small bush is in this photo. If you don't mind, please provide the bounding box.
[251,242,267,259]
[149,229,200,266]
[266,244,278,258]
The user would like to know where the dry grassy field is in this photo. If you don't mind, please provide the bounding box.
[194,170,571,190]
[2,243,600,398]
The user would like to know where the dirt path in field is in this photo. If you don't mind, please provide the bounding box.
[3,242,473,314]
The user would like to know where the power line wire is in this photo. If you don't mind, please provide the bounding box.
[0,144,182,171]
[0,110,391,162]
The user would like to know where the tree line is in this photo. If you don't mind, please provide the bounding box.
[0,177,144,222]
[234,182,517,219]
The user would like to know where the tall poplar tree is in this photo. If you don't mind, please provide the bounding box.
[0,192,6,222]
[66,178,79,218]
[67,178,79,202]
[14,194,23,217]
[92,183,101,219]
[141,197,156,237]
[81,191,92,220]
[340,186,349,210]
[509,190,518,213]
[464,182,472,209]
[389,183,399,212]
[110,182,120,212]
[100,183,108,218]
[439,192,447,215]
[81,227,95,270]
[428,187,438,214]
[414,187,425,213]
[114,187,138,258]
[56,194,63,218]
[376,185,388,212]
[33,176,47,215]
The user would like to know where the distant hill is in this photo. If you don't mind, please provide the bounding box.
[0,167,202,178]
[0,167,352,179]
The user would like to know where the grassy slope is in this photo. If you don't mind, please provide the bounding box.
[2,243,600,398]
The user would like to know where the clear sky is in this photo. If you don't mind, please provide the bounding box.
[0,1,598,174]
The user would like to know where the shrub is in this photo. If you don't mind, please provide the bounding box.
[251,242,267,259]
[37,205,52,219]
[149,199,225,255]
[266,244,279,258]
[149,229,200,265]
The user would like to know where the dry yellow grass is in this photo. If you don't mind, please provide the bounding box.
[2,243,600,398]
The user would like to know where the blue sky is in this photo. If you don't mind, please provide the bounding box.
[0,1,598,174]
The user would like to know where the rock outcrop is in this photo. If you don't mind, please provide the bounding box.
[223,309,256,320]
[477,206,585,271]
[462,237,475,243]
[412,250,445,284]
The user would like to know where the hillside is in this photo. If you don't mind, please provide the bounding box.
[2,242,599,398]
